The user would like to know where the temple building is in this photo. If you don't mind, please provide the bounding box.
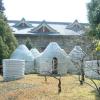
[8,18,89,53]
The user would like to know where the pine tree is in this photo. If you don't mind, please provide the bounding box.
[0,0,18,64]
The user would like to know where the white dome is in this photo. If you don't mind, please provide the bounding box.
[36,42,75,74]
[40,42,68,58]
[10,44,34,61]
[30,48,40,57]
[69,46,86,61]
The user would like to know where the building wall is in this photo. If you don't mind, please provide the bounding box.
[15,35,90,54]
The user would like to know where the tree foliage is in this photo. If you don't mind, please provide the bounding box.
[88,0,100,27]
[0,0,18,64]
[87,0,100,39]
[25,37,32,50]
[0,0,5,13]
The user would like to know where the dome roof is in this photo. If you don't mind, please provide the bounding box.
[40,42,68,58]
[69,46,86,61]
[30,48,40,57]
[10,44,34,61]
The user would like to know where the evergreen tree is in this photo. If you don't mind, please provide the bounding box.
[0,0,5,13]
[87,0,100,39]
[25,38,32,50]
[0,0,18,64]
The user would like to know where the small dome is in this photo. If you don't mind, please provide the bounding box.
[30,48,40,57]
[41,42,68,58]
[69,46,86,61]
[10,44,34,61]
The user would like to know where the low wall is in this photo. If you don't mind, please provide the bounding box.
[85,60,100,79]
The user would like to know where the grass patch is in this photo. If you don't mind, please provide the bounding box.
[0,74,99,100]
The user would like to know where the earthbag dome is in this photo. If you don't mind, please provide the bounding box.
[36,42,74,75]
[10,44,34,74]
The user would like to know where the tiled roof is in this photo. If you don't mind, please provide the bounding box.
[8,19,88,35]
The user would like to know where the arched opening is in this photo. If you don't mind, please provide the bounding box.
[52,57,58,74]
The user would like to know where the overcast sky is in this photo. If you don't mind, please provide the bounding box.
[3,0,91,23]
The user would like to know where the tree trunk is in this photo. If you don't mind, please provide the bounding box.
[44,75,47,82]
[58,78,61,94]
[80,59,85,85]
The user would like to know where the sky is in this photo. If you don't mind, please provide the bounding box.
[3,0,91,23]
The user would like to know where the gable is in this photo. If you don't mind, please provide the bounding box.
[13,18,32,29]
[66,20,85,32]
[30,20,59,34]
